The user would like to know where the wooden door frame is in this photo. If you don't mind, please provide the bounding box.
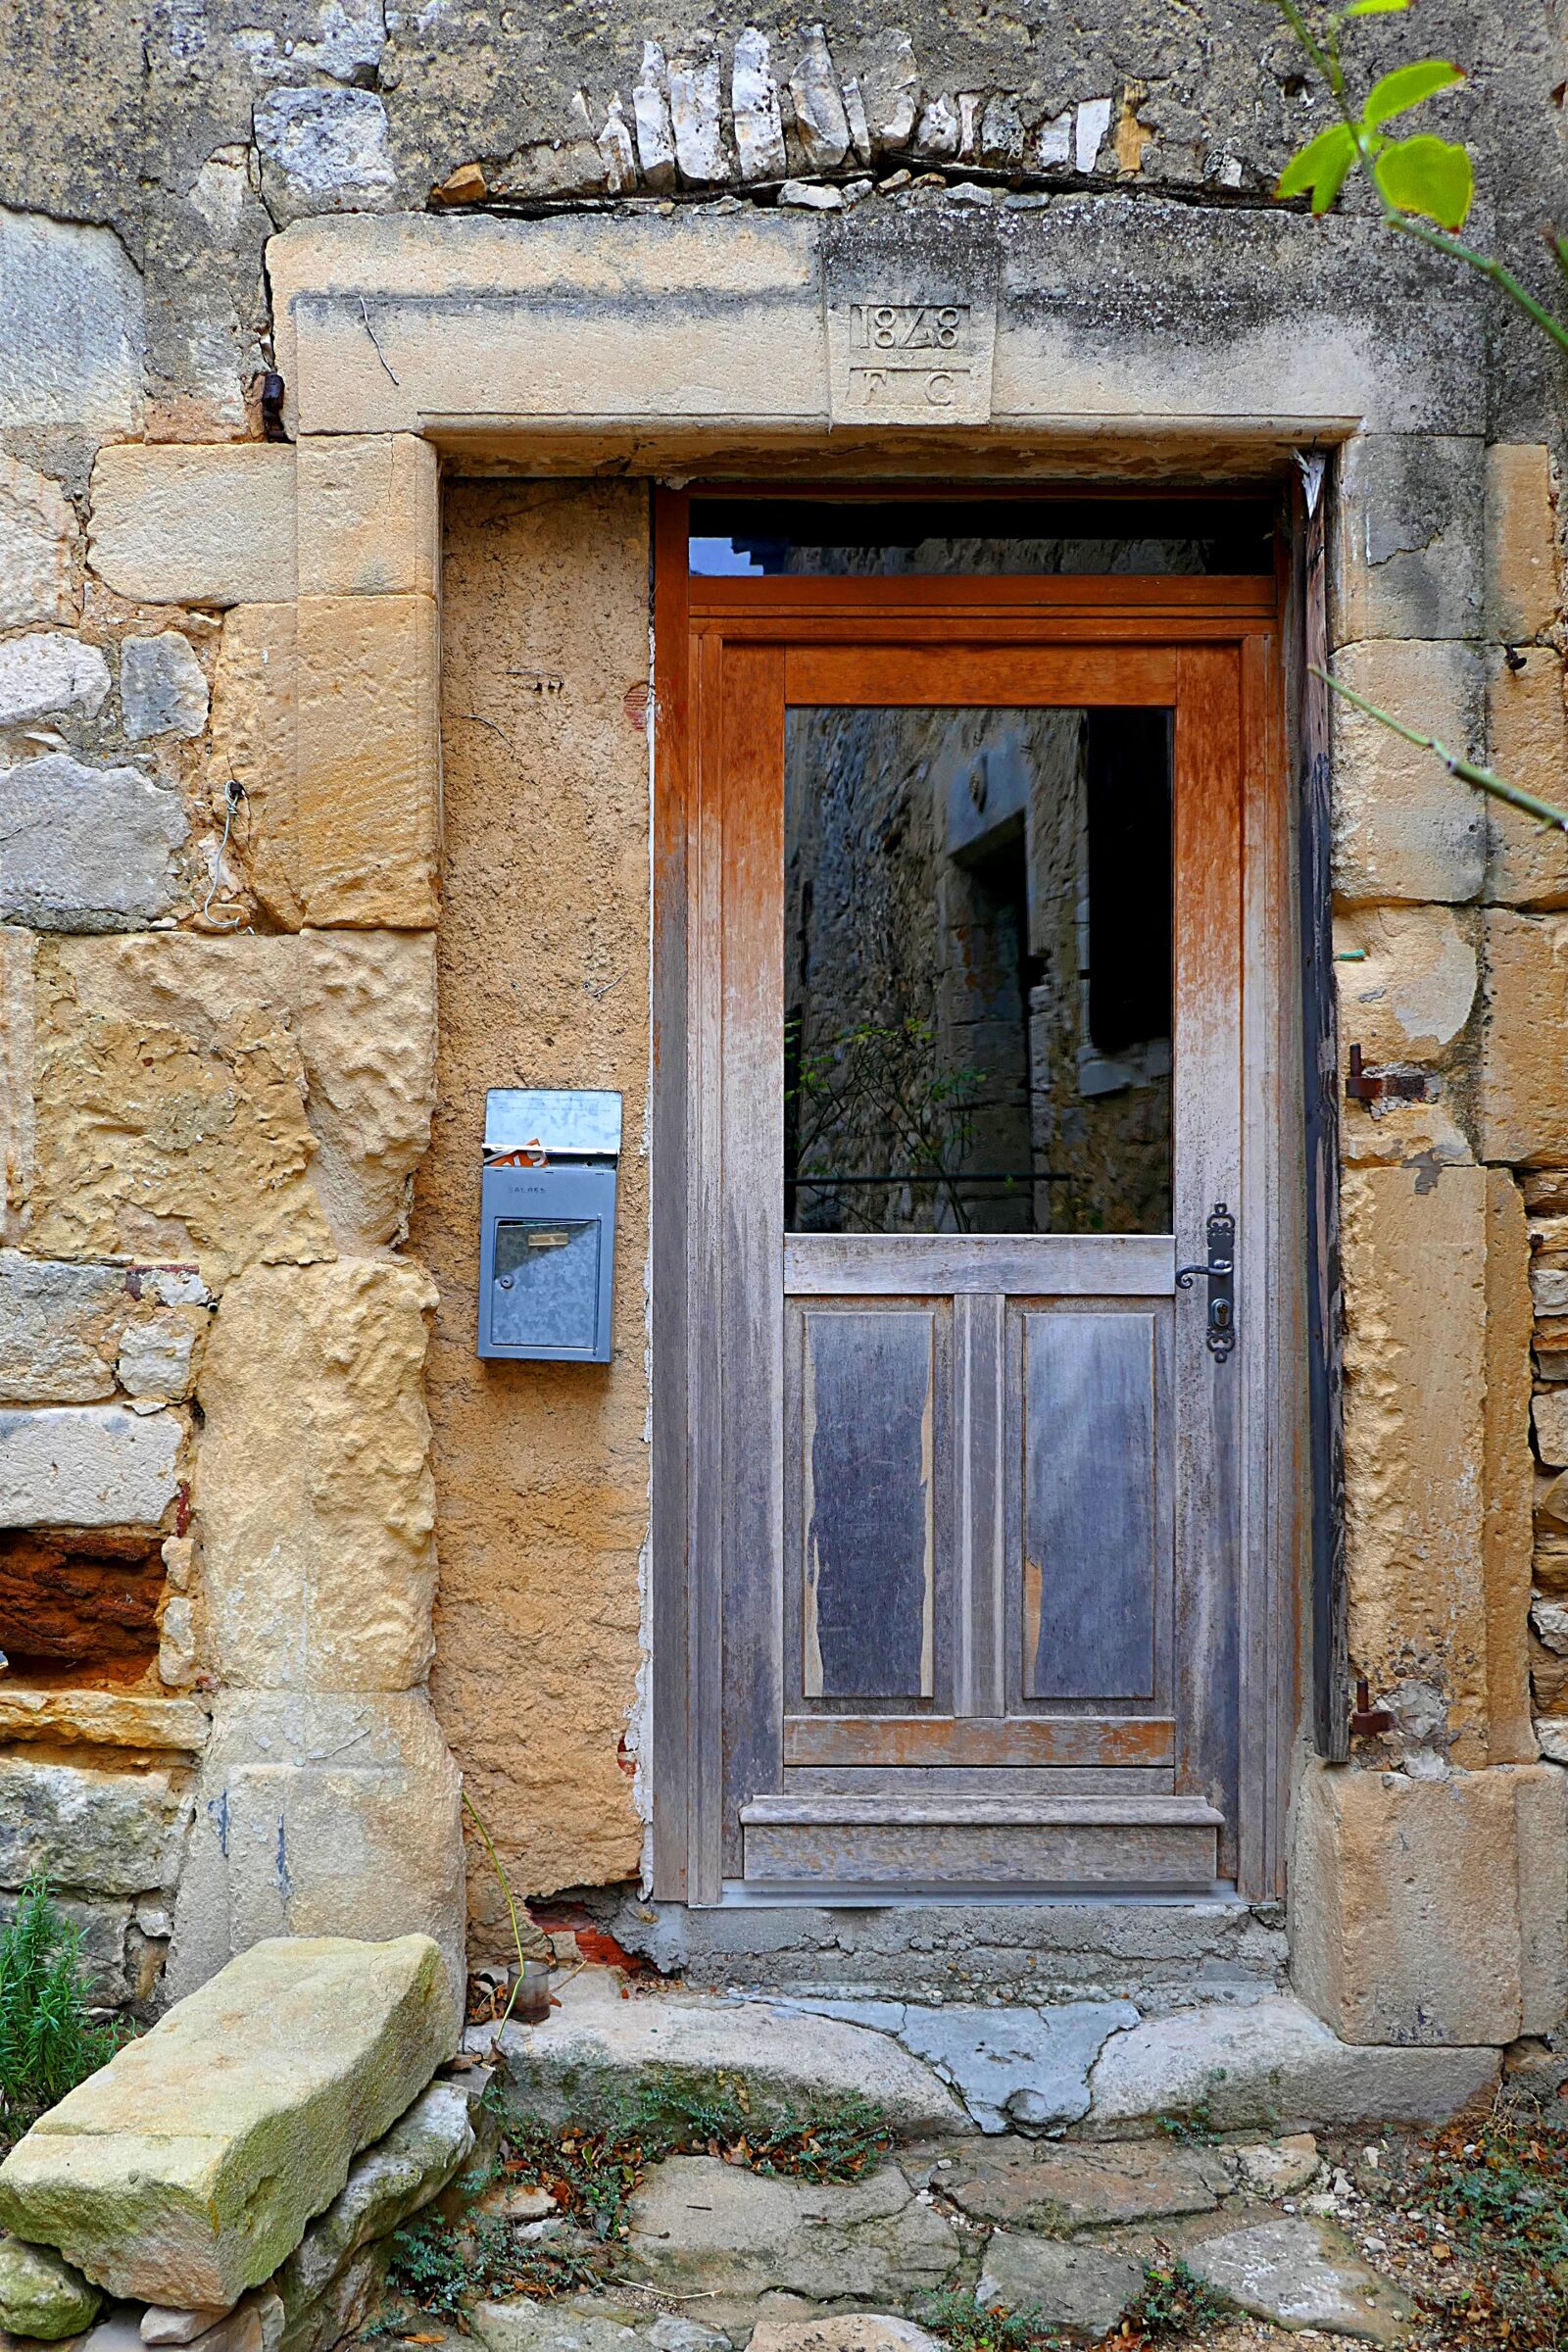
[651,485,1300,1907]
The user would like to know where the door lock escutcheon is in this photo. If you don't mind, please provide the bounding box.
[1176,1201,1237,1363]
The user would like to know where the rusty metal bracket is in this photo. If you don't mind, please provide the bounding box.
[1348,1676,1395,1738]
[1345,1045,1431,1104]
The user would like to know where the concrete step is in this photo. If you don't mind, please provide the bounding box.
[468,1967,1499,2143]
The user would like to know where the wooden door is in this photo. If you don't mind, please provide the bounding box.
[654,548,1284,1905]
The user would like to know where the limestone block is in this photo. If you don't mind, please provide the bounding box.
[195,1259,439,1692]
[0,634,110,727]
[1332,641,1487,904]
[0,1254,129,1402]
[294,596,440,928]
[1485,647,1568,908]
[2,929,35,1242]
[117,1315,198,1402]
[295,438,438,600]
[0,756,187,932]
[1085,1991,1498,2131]
[0,207,143,434]
[255,87,398,225]
[1289,1758,1568,2044]
[0,2235,102,2339]
[294,932,439,1250]
[0,1757,189,1896]
[1333,905,1476,1063]
[206,605,297,925]
[0,1403,182,1529]
[1484,1170,1537,1763]
[121,635,210,743]
[27,932,435,1284]
[1479,910,1568,1164]
[625,2155,959,2310]
[0,1688,207,1751]
[1340,1166,1492,1759]
[0,1934,459,2305]
[973,2236,1143,2335]
[1514,1758,1568,2032]
[272,2079,473,2324]
[1186,2219,1411,2344]
[0,455,76,629]
[1536,1390,1568,1468]
[489,1968,965,2140]
[88,448,296,610]
[1332,434,1485,644]
[167,1694,465,2014]
[1486,442,1560,645]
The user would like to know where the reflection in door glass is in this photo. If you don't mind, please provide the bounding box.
[785,707,1173,1237]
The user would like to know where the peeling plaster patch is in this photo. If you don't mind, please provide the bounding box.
[234,0,386,84]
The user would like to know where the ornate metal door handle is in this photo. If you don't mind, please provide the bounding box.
[1175,1201,1237,1363]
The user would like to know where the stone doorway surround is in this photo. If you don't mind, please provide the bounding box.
[64,193,1568,2051]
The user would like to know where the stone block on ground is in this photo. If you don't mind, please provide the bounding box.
[483,1971,966,2139]
[88,448,295,609]
[973,2233,1144,2337]
[1186,2217,1413,2345]
[168,1694,465,2018]
[0,2235,103,2339]
[471,2300,729,2352]
[624,2155,959,2318]
[1082,1995,1497,2133]
[933,2133,1226,2229]
[749,2324,939,2352]
[0,1935,459,2306]
[273,2079,474,2325]
[0,757,187,933]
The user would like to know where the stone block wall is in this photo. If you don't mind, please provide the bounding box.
[1,0,1566,2038]
[0,415,463,2014]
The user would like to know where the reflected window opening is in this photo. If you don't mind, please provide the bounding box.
[785,706,1174,1238]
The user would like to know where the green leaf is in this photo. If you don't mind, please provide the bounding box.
[1345,0,1411,14]
[1362,58,1465,127]
[1374,132,1475,226]
[1277,122,1357,212]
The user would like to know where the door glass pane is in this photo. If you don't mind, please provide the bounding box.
[785,706,1173,1237]
[692,495,1274,577]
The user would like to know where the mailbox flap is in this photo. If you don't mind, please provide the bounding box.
[484,1088,622,1162]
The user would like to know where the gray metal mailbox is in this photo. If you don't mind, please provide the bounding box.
[478,1089,621,1363]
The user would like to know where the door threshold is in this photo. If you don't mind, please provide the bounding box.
[711,1879,1241,1909]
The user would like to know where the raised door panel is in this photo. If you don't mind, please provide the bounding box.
[1021,1310,1161,1702]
